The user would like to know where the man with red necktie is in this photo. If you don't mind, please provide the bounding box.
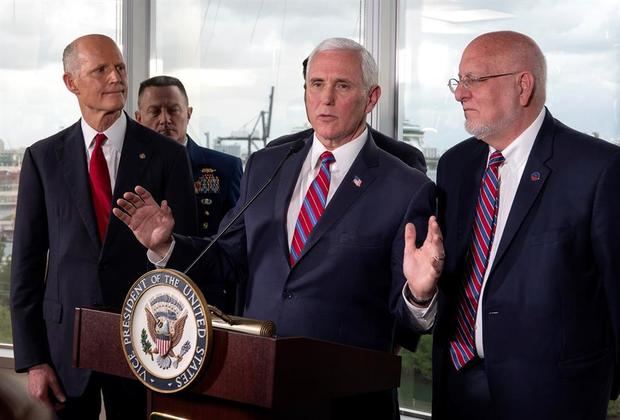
[10,34,197,419]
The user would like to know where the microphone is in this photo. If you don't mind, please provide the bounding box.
[183,139,305,274]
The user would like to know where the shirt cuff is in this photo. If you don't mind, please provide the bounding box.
[146,238,176,268]
[402,284,438,332]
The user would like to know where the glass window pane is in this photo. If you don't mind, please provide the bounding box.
[0,0,119,345]
[398,0,620,414]
[398,0,619,183]
[151,0,362,161]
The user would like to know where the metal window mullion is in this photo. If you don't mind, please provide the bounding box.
[363,0,399,138]
[121,0,151,116]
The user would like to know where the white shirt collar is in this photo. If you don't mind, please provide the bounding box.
[81,112,126,153]
[310,127,368,172]
[489,107,546,168]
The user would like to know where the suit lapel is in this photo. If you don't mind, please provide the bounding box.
[295,134,379,264]
[489,110,554,275]
[58,121,101,248]
[103,117,153,249]
[275,135,312,259]
[185,137,199,171]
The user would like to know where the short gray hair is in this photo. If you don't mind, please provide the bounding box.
[62,40,78,74]
[306,38,378,90]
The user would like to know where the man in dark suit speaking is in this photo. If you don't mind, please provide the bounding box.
[405,31,620,419]
[10,34,197,419]
[114,37,444,419]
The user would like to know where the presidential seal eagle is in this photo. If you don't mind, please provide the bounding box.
[144,297,189,370]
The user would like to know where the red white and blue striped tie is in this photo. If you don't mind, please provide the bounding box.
[289,151,335,266]
[449,151,504,370]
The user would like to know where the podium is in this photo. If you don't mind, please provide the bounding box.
[73,307,401,419]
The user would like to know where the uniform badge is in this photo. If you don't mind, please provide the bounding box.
[194,167,221,194]
[121,269,212,393]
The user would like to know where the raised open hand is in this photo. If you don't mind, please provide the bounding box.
[403,215,444,303]
[113,185,175,257]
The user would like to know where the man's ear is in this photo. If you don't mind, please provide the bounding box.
[135,110,142,122]
[518,72,535,107]
[63,72,79,95]
[365,85,381,114]
[187,106,193,121]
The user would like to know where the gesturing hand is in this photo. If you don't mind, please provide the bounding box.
[403,215,444,303]
[112,185,175,257]
[27,363,66,411]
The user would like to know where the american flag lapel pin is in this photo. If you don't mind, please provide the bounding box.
[353,176,362,187]
[530,171,541,182]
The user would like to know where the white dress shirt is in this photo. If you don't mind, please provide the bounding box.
[81,113,126,190]
[406,107,546,358]
[286,130,368,247]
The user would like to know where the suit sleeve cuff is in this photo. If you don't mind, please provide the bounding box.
[402,284,437,331]
[147,238,176,268]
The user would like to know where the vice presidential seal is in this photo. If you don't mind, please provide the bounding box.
[120,269,212,393]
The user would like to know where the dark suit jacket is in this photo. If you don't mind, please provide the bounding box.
[268,126,427,174]
[168,131,435,418]
[186,136,242,237]
[432,109,620,419]
[10,115,198,397]
[186,136,242,311]
[268,126,426,352]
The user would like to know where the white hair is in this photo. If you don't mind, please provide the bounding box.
[306,37,378,90]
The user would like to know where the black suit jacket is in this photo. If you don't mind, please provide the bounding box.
[186,136,242,311]
[268,126,426,352]
[10,115,198,397]
[168,132,435,418]
[186,136,242,237]
[432,109,620,419]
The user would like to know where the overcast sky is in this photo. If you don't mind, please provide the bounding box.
[0,0,618,154]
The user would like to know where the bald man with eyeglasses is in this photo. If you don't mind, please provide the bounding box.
[406,30,620,419]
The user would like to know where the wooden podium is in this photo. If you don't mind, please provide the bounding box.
[73,307,401,419]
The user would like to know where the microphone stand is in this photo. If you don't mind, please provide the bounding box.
[183,139,305,275]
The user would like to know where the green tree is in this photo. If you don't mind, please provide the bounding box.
[0,240,12,344]
[609,397,620,418]
[410,334,433,380]
[0,304,11,343]
[0,240,7,306]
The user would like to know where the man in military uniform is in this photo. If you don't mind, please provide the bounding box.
[136,75,243,312]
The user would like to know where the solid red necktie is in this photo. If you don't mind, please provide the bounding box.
[89,133,112,241]
[289,151,335,266]
[449,151,504,370]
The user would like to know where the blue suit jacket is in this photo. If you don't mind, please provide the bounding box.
[432,109,620,419]
[267,126,427,352]
[168,132,435,417]
[10,115,198,397]
[186,136,242,311]
[186,136,242,237]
